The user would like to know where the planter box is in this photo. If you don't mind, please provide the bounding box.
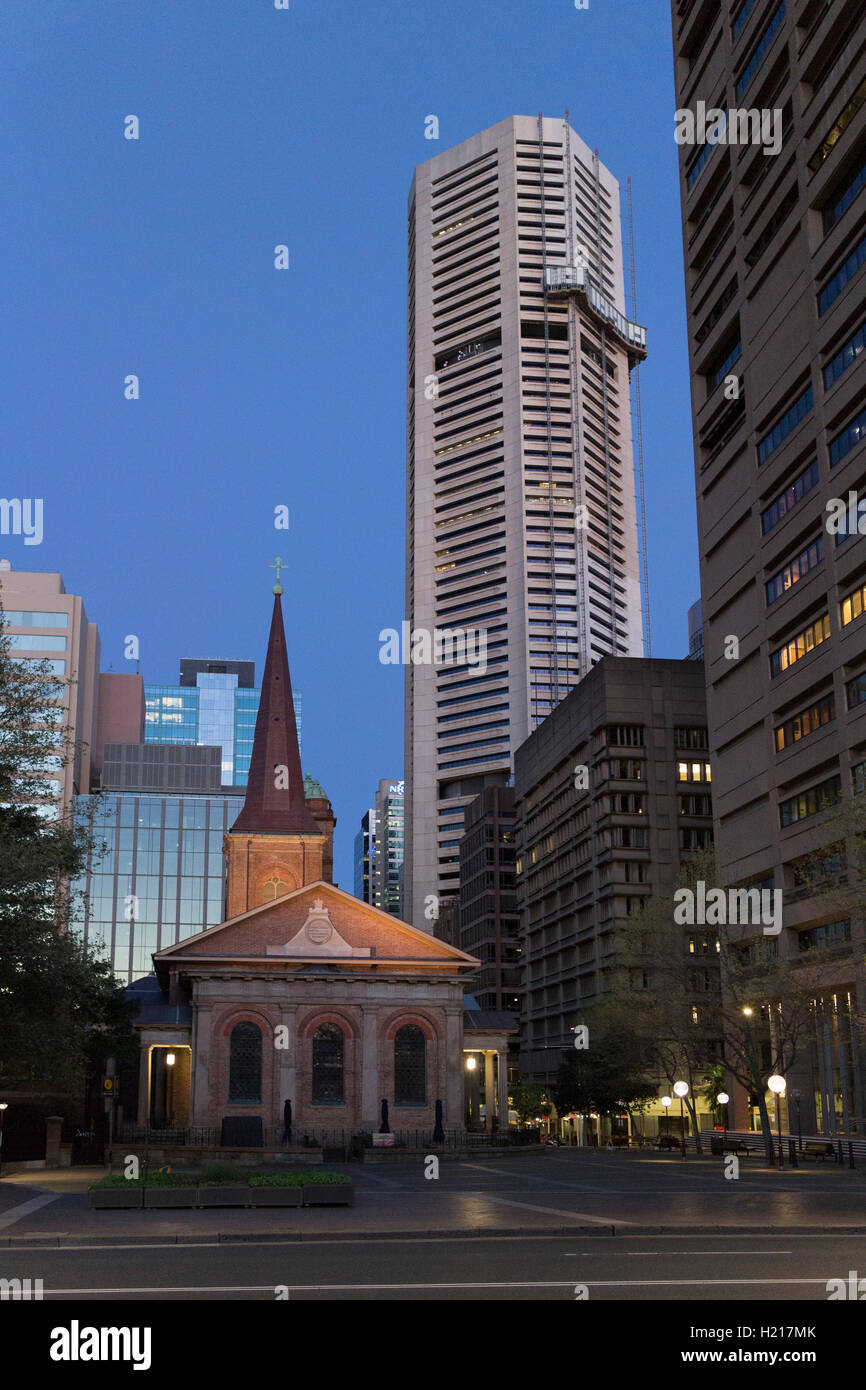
[249,1187,303,1207]
[144,1187,199,1209]
[197,1186,251,1207]
[302,1185,354,1207]
[89,1187,143,1210]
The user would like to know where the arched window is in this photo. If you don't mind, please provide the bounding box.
[395,1024,426,1105]
[229,1022,262,1102]
[261,875,289,903]
[312,1023,344,1103]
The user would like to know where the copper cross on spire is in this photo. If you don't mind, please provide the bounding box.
[269,556,287,595]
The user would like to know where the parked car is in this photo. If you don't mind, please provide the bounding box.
[541,1135,559,1147]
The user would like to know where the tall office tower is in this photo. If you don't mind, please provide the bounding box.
[0,563,100,814]
[514,658,717,1133]
[456,787,520,1013]
[687,599,704,659]
[671,0,866,1133]
[354,808,378,905]
[404,115,647,927]
[374,778,405,915]
[145,656,302,787]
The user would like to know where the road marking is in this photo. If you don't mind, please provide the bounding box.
[0,1194,61,1229]
[34,1275,835,1295]
[471,1192,628,1226]
[622,1250,793,1256]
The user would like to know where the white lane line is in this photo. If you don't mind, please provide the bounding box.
[0,1194,61,1229]
[37,1275,833,1295]
[622,1250,793,1256]
[471,1192,629,1226]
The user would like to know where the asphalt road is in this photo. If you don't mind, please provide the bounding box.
[2,1231,865,1299]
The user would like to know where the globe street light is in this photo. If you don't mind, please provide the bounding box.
[674,1081,689,1159]
[661,1095,672,1142]
[717,1091,729,1150]
[768,1074,786,1169]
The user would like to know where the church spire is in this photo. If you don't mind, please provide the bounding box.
[230,584,321,836]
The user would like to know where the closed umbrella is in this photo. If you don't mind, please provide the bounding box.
[380,1098,390,1134]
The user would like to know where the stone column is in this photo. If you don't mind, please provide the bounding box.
[137,1041,150,1126]
[484,1051,495,1132]
[361,1006,379,1128]
[498,1050,509,1131]
[445,1007,464,1130]
[192,1008,213,1125]
[278,1003,297,1131]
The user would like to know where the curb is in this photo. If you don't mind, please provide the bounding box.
[4,1222,866,1248]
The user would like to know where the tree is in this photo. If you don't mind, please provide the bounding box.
[510,1082,548,1126]
[0,606,137,1092]
[553,1007,658,1138]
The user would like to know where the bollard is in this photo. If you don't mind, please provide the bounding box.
[788,1139,797,1168]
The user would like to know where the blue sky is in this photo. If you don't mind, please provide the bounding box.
[2,0,697,890]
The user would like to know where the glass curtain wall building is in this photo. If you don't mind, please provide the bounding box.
[145,659,301,787]
[73,791,244,984]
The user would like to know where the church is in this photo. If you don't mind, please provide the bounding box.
[130,580,515,1141]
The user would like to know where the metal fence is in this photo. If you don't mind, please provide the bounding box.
[115,1124,542,1152]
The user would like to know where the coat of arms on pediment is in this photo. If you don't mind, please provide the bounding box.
[266,896,371,957]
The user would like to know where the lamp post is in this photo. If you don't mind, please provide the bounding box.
[792,1089,802,1152]
[0,1103,7,1179]
[465,1054,477,1131]
[661,1095,671,1142]
[768,1074,786,1169]
[166,1052,176,1129]
[674,1081,689,1159]
[717,1091,729,1151]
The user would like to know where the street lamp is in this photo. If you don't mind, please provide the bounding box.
[0,1103,7,1179]
[768,1074,786,1169]
[661,1095,671,1141]
[717,1091,729,1151]
[792,1089,802,1153]
[674,1081,689,1159]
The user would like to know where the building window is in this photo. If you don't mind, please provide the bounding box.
[847,672,866,709]
[775,694,835,751]
[798,919,851,952]
[735,1,785,99]
[394,1025,426,1105]
[761,461,820,533]
[765,537,823,605]
[779,775,842,828]
[821,153,866,232]
[840,579,866,628]
[757,386,814,465]
[819,235,866,316]
[769,613,830,677]
[677,760,712,783]
[829,407,866,469]
[312,1023,344,1103]
[674,727,709,750]
[823,321,866,389]
[228,1022,262,1103]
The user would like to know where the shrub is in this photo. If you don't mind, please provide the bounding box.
[199,1161,244,1185]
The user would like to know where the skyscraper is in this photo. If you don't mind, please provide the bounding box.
[145,656,302,787]
[0,563,101,815]
[671,0,866,1132]
[373,778,404,916]
[404,115,647,925]
[353,807,377,905]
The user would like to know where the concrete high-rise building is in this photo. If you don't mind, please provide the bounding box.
[404,115,647,926]
[145,656,302,788]
[353,808,377,905]
[671,0,866,1133]
[514,657,717,1138]
[687,599,704,660]
[456,787,520,1014]
[0,563,100,814]
[374,778,405,916]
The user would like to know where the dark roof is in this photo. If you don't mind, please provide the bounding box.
[125,974,191,1027]
[463,1008,519,1033]
[230,594,321,836]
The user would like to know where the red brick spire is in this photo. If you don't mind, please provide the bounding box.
[230,593,321,835]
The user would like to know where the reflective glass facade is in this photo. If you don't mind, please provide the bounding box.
[144,677,301,786]
[73,791,244,984]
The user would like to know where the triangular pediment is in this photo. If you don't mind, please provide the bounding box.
[153,880,478,970]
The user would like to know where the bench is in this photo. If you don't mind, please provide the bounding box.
[803,1141,835,1161]
[710,1135,753,1156]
